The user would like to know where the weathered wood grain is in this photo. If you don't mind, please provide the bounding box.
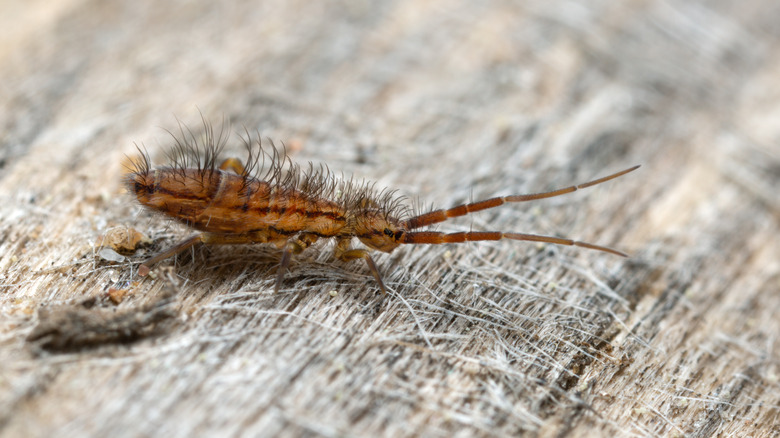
[1,0,779,436]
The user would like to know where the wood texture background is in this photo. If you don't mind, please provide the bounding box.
[1,0,779,436]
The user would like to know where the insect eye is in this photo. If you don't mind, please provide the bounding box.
[383,228,394,237]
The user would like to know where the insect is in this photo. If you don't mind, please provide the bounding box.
[126,122,639,294]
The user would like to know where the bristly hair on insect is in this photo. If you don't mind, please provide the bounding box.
[126,119,640,295]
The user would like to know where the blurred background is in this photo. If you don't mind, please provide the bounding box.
[1,0,779,436]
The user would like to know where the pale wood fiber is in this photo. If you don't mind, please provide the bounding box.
[1,1,779,436]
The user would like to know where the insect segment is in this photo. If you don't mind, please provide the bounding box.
[126,123,639,294]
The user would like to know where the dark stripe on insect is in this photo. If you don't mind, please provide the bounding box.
[243,226,333,239]
[147,186,210,201]
[240,184,256,212]
[225,202,345,222]
[357,230,384,239]
[133,180,150,194]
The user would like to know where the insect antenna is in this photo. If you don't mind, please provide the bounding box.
[401,231,628,256]
[399,165,640,257]
[402,165,640,229]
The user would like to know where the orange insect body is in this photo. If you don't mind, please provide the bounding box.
[133,168,346,238]
[127,122,639,294]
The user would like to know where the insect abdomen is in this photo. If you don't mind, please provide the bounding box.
[129,168,347,236]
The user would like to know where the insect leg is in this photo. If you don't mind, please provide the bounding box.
[275,233,319,293]
[276,243,295,293]
[335,239,387,295]
[138,234,203,276]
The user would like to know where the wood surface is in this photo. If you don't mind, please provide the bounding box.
[1,0,779,436]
